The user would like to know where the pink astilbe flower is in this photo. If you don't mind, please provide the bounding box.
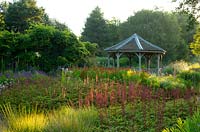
[96,92,103,108]
[109,90,116,105]
[128,83,134,101]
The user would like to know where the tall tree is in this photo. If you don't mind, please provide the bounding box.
[174,0,199,30]
[174,12,197,44]
[119,10,189,63]
[5,0,44,32]
[106,18,120,46]
[190,26,200,56]
[48,19,70,31]
[81,6,109,55]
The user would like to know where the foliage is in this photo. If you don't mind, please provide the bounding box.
[174,12,197,44]
[0,30,13,72]
[0,70,93,109]
[190,26,200,56]
[189,63,200,71]
[106,18,121,47]
[45,106,99,132]
[0,68,195,113]
[162,111,200,132]
[47,19,70,31]
[0,104,99,132]
[0,104,47,132]
[119,10,189,63]
[0,0,97,72]
[174,0,199,30]
[70,68,188,90]
[81,6,110,55]
[27,24,76,71]
[0,73,14,93]
[163,61,200,75]
[0,24,96,72]
[159,76,186,90]
[163,60,190,75]
[96,98,196,131]
[5,0,45,33]
[0,1,8,31]
[0,68,199,131]
[178,71,200,89]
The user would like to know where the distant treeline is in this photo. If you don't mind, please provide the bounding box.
[0,0,199,72]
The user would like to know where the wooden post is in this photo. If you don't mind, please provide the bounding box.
[148,58,151,72]
[145,55,151,72]
[116,52,122,68]
[107,54,110,67]
[135,53,143,71]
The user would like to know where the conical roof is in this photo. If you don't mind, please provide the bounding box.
[105,33,166,54]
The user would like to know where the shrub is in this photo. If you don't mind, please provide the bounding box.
[162,111,200,132]
[145,75,160,89]
[178,71,200,89]
[189,63,200,71]
[163,60,189,75]
[159,76,186,90]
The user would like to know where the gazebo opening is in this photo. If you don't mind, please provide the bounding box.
[104,33,166,75]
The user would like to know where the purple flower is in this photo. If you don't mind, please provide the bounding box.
[14,71,33,78]
[35,70,48,76]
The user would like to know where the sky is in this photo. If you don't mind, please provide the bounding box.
[3,0,179,36]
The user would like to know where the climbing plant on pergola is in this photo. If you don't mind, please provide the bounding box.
[105,33,166,74]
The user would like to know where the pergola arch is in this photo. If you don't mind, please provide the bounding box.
[105,33,166,75]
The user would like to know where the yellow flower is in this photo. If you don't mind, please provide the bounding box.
[127,69,135,77]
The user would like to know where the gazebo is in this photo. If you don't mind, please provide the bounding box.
[104,33,166,74]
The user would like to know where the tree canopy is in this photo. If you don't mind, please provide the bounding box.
[81,6,109,55]
[81,7,196,64]
[190,26,200,56]
[174,0,199,30]
[119,10,190,63]
[5,0,45,32]
[0,0,97,72]
[0,24,97,72]
[0,1,199,71]
[0,1,8,31]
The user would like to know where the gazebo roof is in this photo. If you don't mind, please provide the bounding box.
[105,33,166,54]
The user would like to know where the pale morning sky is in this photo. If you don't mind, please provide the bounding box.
[2,0,179,36]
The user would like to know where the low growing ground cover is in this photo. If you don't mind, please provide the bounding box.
[0,67,199,131]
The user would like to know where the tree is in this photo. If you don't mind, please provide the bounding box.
[27,25,92,71]
[174,12,197,44]
[79,41,98,66]
[51,19,70,31]
[190,26,200,56]
[106,18,120,47]
[0,1,8,31]
[81,6,109,55]
[173,0,199,30]
[119,10,189,63]
[41,15,70,31]
[5,0,44,32]
[0,30,23,71]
